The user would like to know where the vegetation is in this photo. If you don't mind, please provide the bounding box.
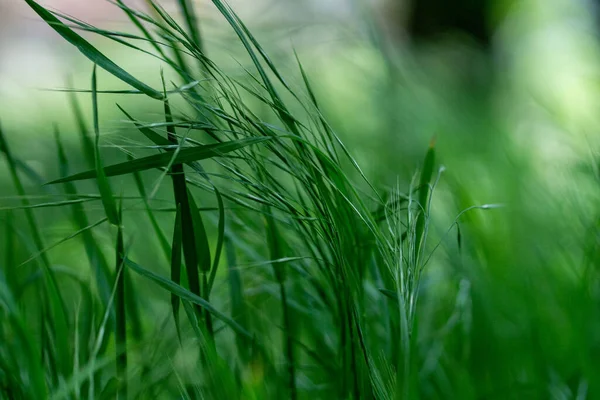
[1,0,599,399]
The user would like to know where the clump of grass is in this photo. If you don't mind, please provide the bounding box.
[1,1,452,398]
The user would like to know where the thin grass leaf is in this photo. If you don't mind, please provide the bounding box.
[117,104,171,147]
[171,203,183,338]
[18,217,109,267]
[224,235,250,363]
[207,187,225,294]
[24,0,163,100]
[67,77,95,167]
[414,137,436,263]
[91,65,119,225]
[125,258,255,341]
[176,0,203,51]
[187,190,212,274]
[0,198,96,211]
[158,84,204,328]
[115,200,127,400]
[187,190,214,338]
[47,137,271,184]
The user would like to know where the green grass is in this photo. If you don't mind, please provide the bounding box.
[1,0,599,399]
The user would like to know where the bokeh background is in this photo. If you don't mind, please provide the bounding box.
[1,0,600,398]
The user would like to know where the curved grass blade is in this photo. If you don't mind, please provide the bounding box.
[125,258,255,341]
[24,0,163,100]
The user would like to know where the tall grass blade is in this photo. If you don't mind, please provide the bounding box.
[115,202,127,400]
[414,137,436,264]
[171,203,183,338]
[176,0,203,51]
[91,66,127,398]
[24,0,163,100]
[265,212,296,398]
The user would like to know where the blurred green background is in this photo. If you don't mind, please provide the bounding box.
[1,0,599,398]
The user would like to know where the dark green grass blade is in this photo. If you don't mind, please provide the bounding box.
[125,258,255,341]
[171,204,183,338]
[187,189,214,338]
[159,86,203,325]
[176,0,203,50]
[266,212,286,283]
[414,137,436,263]
[47,137,270,184]
[187,190,211,274]
[24,0,163,100]
[115,0,170,61]
[115,201,127,399]
[264,211,296,398]
[224,235,250,363]
[207,187,225,295]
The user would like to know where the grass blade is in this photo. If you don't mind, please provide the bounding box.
[91,65,119,226]
[115,201,127,400]
[207,187,225,295]
[91,65,127,398]
[414,137,436,264]
[125,258,255,341]
[47,137,271,184]
[24,0,163,100]
[171,203,183,338]
[176,0,203,51]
